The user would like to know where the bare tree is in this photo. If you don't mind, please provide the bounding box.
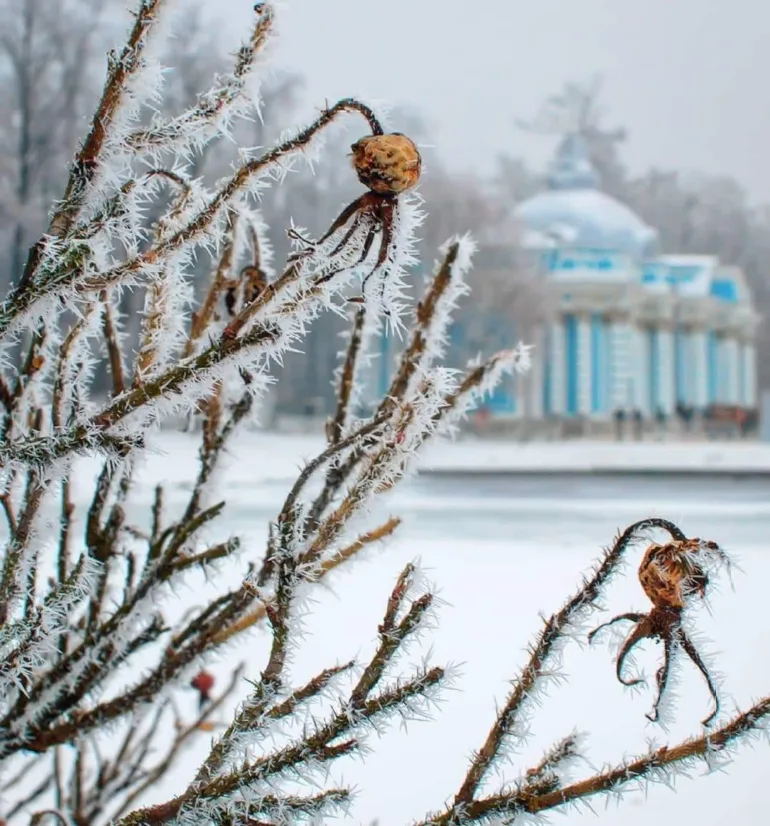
[490,153,543,213]
[0,0,116,289]
[462,238,554,341]
[418,167,506,258]
[515,76,628,199]
[625,168,769,385]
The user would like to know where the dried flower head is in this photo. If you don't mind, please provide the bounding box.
[288,131,422,305]
[638,538,714,609]
[589,537,725,726]
[350,132,422,195]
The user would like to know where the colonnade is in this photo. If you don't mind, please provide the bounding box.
[543,314,756,417]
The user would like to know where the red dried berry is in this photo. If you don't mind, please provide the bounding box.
[191,670,215,695]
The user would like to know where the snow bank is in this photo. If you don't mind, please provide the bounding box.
[419,438,770,474]
[74,432,770,497]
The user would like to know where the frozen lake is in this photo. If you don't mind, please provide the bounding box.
[52,434,770,824]
[165,464,770,547]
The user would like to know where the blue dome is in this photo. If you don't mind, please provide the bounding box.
[514,134,659,259]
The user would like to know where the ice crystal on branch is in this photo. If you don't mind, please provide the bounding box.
[0,2,768,825]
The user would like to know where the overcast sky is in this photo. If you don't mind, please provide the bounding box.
[198,0,770,203]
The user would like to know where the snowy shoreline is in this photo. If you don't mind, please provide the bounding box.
[418,439,770,476]
[132,430,770,480]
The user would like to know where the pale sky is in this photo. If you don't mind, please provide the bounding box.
[198,0,770,203]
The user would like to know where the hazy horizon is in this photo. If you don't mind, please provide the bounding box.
[185,0,770,205]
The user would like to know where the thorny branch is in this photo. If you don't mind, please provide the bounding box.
[0,1,767,825]
[13,0,167,297]
[115,564,444,826]
[453,518,687,807]
[305,240,468,529]
[415,519,755,825]
[0,1,501,812]
[417,696,770,824]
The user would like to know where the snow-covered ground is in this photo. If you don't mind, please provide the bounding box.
[66,431,770,825]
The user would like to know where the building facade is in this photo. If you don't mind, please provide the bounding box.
[527,252,759,421]
[512,135,759,424]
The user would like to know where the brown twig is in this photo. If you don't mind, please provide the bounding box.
[126,4,277,152]
[327,306,367,446]
[134,171,198,385]
[100,289,125,396]
[384,241,460,411]
[184,208,239,360]
[0,98,384,345]
[108,665,248,821]
[305,243,461,529]
[213,516,401,647]
[418,694,770,824]
[117,564,443,826]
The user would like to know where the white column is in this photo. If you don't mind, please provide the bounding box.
[638,326,648,411]
[657,326,676,415]
[596,317,609,417]
[577,316,592,415]
[683,330,696,406]
[717,337,730,403]
[725,338,741,404]
[628,322,649,413]
[742,342,757,407]
[549,321,565,415]
[674,327,687,405]
[626,322,645,411]
[608,318,632,410]
[638,325,652,415]
[690,329,708,409]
